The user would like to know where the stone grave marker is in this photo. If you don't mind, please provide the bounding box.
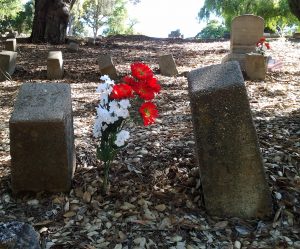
[9,83,76,193]
[98,54,118,80]
[5,38,17,52]
[158,54,178,76]
[67,41,79,52]
[0,221,40,249]
[187,61,272,218]
[47,51,63,79]
[0,51,17,81]
[222,14,264,71]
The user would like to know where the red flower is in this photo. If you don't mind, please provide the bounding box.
[131,62,153,80]
[122,75,137,86]
[265,42,270,49]
[135,82,155,100]
[147,77,161,93]
[110,83,133,100]
[259,37,266,42]
[139,102,158,126]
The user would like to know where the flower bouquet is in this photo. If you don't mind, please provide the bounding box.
[255,37,270,56]
[93,62,161,193]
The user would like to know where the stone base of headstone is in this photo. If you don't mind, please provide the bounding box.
[9,83,76,193]
[158,54,178,76]
[187,61,272,218]
[98,55,118,80]
[245,53,267,80]
[0,221,41,249]
[47,51,63,80]
[5,38,17,52]
[67,42,79,52]
[222,53,246,71]
[0,51,17,81]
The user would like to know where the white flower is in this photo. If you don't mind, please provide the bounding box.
[119,99,131,109]
[114,130,130,147]
[93,117,102,138]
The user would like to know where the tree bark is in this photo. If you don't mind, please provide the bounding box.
[31,0,76,44]
[288,0,300,21]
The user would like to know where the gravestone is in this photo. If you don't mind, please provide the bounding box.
[5,38,17,52]
[158,54,178,76]
[222,15,264,71]
[9,83,76,193]
[0,51,17,81]
[245,53,267,80]
[187,61,272,218]
[0,221,40,249]
[67,42,79,52]
[47,51,63,80]
[98,54,118,80]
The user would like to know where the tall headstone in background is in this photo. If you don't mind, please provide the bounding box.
[187,61,272,218]
[47,51,63,80]
[158,54,178,76]
[5,38,17,52]
[98,54,118,80]
[0,51,17,81]
[9,83,76,193]
[222,15,264,71]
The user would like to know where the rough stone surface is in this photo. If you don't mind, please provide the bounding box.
[5,39,16,52]
[9,83,76,193]
[0,221,40,249]
[245,53,267,80]
[47,51,63,80]
[222,15,264,71]
[98,54,118,80]
[158,54,178,76]
[0,51,17,81]
[187,61,272,218]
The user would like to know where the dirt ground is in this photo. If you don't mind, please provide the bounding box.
[0,35,299,249]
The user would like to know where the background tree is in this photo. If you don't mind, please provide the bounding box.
[198,0,299,33]
[288,0,300,21]
[168,29,182,38]
[13,0,34,34]
[103,0,136,35]
[82,0,116,39]
[0,0,22,32]
[68,0,87,36]
[31,0,77,44]
[195,20,227,39]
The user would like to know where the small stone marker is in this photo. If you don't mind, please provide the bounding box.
[245,53,267,80]
[158,54,178,76]
[67,41,79,52]
[0,221,41,249]
[187,61,272,218]
[293,32,300,39]
[5,38,17,51]
[0,51,17,81]
[98,54,118,80]
[222,15,264,70]
[9,83,76,193]
[47,51,63,79]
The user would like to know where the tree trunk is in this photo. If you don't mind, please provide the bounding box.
[31,0,76,44]
[288,0,300,21]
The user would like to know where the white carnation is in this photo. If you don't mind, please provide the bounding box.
[114,130,130,147]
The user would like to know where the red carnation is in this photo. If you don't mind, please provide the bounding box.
[131,62,153,80]
[259,37,266,42]
[139,102,158,126]
[135,81,155,100]
[110,83,133,100]
[147,77,161,93]
[265,42,270,49]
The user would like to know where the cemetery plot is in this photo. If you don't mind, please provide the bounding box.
[0,36,299,248]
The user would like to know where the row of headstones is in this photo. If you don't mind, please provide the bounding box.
[0,38,179,82]
[8,14,271,217]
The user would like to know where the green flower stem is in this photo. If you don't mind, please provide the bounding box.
[102,160,111,194]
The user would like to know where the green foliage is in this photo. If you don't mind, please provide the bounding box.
[288,0,300,21]
[0,0,33,34]
[196,20,228,39]
[103,0,137,35]
[68,0,88,37]
[198,0,299,33]
[168,29,182,38]
[82,0,116,38]
[0,0,22,20]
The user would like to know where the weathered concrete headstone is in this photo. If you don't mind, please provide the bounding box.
[0,221,40,249]
[0,51,17,81]
[5,38,17,52]
[9,83,76,193]
[158,54,178,76]
[98,54,118,80]
[67,42,79,52]
[47,51,63,80]
[222,15,264,71]
[245,53,267,80]
[187,61,272,218]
